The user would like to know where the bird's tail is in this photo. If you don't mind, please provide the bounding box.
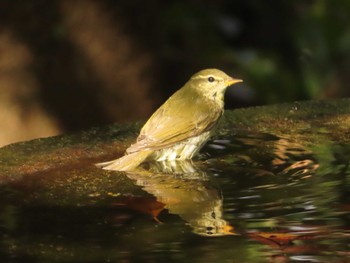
[96,150,152,171]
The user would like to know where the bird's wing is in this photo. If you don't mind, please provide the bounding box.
[126,89,222,153]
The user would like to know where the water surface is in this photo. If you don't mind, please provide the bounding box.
[0,100,349,262]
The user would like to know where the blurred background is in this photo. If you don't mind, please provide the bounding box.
[1,0,350,146]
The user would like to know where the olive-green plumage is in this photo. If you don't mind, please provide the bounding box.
[97,69,242,171]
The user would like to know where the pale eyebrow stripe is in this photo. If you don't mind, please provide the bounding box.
[192,74,208,79]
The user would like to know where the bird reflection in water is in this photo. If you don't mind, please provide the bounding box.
[124,160,236,237]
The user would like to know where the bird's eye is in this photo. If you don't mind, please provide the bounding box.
[208,76,215,83]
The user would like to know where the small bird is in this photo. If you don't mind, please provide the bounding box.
[97,68,242,171]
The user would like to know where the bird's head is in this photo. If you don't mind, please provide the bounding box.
[189,68,242,102]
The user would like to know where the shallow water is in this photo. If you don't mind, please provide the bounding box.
[1,100,350,262]
[0,130,349,263]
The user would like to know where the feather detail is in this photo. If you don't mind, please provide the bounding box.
[96,150,153,171]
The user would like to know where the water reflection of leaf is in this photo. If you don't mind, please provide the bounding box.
[124,160,236,236]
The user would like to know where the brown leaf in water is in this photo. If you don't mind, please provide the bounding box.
[249,232,299,247]
[114,196,166,221]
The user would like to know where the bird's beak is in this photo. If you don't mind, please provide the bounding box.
[225,78,243,87]
[222,225,239,236]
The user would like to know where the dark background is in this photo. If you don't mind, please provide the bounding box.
[1,0,349,146]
